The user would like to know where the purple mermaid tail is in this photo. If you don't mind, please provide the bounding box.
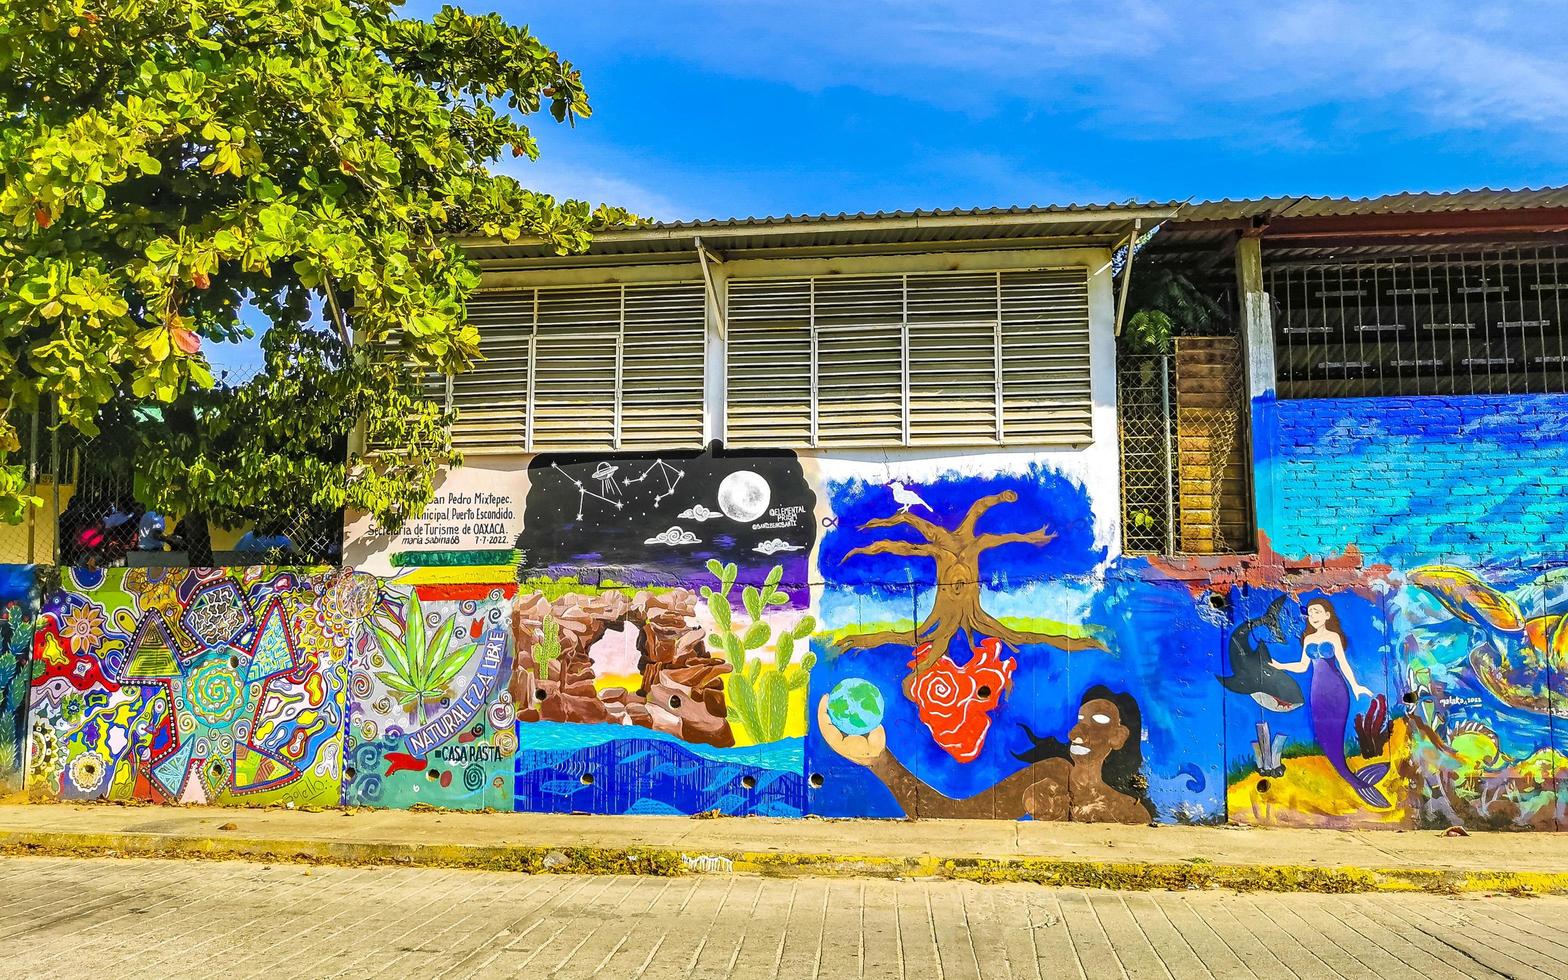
[1310,663,1389,808]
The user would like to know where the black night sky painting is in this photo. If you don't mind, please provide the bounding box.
[517,445,816,594]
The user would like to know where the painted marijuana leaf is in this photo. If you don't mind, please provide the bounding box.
[371,591,478,725]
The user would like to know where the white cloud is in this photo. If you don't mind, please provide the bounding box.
[678,504,721,523]
[496,153,690,222]
[753,538,804,556]
[570,1,1568,141]
[645,526,700,547]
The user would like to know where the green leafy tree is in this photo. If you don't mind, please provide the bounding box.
[0,0,633,530]
[1122,267,1228,355]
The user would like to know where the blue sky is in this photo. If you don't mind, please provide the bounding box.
[410,0,1568,221]
[212,1,1568,373]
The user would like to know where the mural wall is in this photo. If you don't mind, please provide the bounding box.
[15,392,1568,829]
[1237,393,1568,832]
[0,565,37,792]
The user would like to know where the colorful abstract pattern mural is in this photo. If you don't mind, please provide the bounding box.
[29,567,351,805]
[342,581,517,810]
[0,565,37,791]
[15,389,1568,829]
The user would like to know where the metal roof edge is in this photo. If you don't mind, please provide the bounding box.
[457,203,1180,252]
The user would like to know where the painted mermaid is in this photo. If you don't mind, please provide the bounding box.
[1270,598,1390,807]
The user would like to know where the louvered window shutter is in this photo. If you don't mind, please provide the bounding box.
[724,268,1092,448]
[366,339,452,453]
[814,277,904,447]
[726,279,813,447]
[531,287,620,450]
[450,291,531,452]
[906,273,1003,445]
[432,282,706,453]
[619,283,708,451]
[999,270,1093,444]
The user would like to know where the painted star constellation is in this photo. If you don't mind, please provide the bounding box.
[551,461,625,521]
[619,458,686,504]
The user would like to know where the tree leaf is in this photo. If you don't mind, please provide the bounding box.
[429,641,478,690]
[375,671,420,697]
[420,615,458,686]
[372,623,411,680]
[403,591,426,676]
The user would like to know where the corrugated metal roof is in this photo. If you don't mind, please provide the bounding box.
[465,202,1178,263]
[465,187,1568,264]
[1174,186,1568,224]
[605,186,1568,233]
[645,200,1181,229]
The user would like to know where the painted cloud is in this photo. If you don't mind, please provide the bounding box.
[645,526,700,547]
[753,538,803,555]
[678,504,721,523]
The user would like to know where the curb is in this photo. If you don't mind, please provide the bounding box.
[3,830,1566,895]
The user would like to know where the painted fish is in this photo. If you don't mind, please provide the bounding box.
[1217,596,1305,712]
[383,752,425,777]
[538,779,589,797]
[1408,567,1526,634]
[1409,566,1567,713]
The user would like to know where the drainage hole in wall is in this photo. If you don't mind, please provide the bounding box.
[535,689,548,703]
[1402,691,1418,704]
[345,766,357,780]
[426,768,439,781]
[740,775,757,790]
[229,655,240,669]
[580,772,594,786]
[1207,592,1228,612]
[1256,779,1271,793]
[808,773,824,789]
[977,685,991,699]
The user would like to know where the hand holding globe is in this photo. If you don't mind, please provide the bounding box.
[817,679,888,767]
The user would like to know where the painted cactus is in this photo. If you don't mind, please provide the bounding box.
[533,615,562,681]
[702,560,815,744]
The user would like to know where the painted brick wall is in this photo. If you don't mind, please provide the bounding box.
[1260,392,1568,566]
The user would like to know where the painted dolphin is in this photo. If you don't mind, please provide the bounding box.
[1218,596,1305,712]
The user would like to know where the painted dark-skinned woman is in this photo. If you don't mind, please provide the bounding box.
[816,685,1154,823]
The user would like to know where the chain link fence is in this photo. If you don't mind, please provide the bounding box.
[0,401,342,568]
[1117,351,1176,555]
[1118,341,1253,557]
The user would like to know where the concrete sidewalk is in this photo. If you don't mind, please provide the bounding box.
[1,803,1566,895]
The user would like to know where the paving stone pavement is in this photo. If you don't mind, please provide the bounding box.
[0,856,1565,979]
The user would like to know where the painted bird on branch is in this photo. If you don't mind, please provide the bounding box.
[887,481,933,515]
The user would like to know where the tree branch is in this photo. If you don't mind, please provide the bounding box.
[859,510,942,542]
[842,540,938,562]
[957,490,1019,537]
[833,628,917,653]
[974,525,1057,551]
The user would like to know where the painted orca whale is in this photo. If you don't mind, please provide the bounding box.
[1218,595,1305,712]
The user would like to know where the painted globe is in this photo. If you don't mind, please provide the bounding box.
[826,677,885,736]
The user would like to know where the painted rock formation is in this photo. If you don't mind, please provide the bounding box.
[511,589,735,747]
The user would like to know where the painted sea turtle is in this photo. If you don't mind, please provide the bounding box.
[1405,566,1568,715]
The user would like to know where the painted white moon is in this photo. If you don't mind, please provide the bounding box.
[716,470,771,523]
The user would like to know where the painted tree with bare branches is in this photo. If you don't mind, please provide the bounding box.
[835,489,1102,671]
